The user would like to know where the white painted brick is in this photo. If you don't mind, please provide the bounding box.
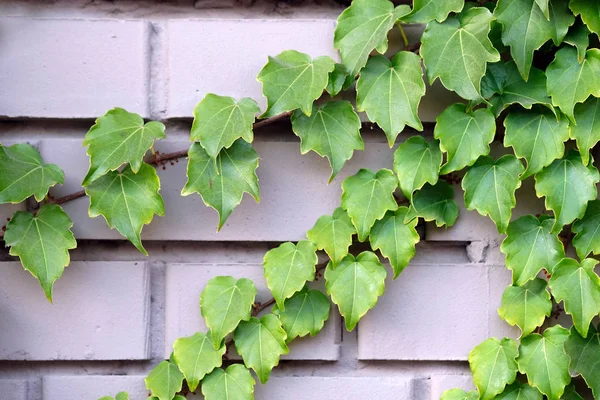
[430,375,474,400]
[0,261,150,360]
[0,379,29,400]
[0,18,150,118]
[165,263,340,360]
[42,376,147,400]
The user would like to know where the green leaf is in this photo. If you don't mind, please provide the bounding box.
[440,389,479,400]
[172,332,225,392]
[393,136,442,199]
[564,22,590,63]
[202,364,255,400]
[500,215,565,285]
[562,384,584,400]
[234,314,289,384]
[341,168,398,242]
[546,47,600,120]
[402,0,464,23]
[535,0,550,18]
[503,108,569,178]
[534,150,600,232]
[82,107,165,186]
[369,207,419,278]
[326,63,353,97]
[273,287,330,342]
[325,252,387,331]
[291,101,363,182]
[405,181,459,227]
[98,393,130,400]
[564,325,600,398]
[421,7,500,100]
[495,0,574,80]
[333,0,411,76]
[572,199,600,259]
[498,279,552,337]
[201,276,257,350]
[494,382,543,400]
[4,204,76,301]
[356,52,426,147]
[468,337,519,400]
[462,155,524,233]
[189,94,260,160]
[549,258,600,338]
[569,0,600,36]
[0,143,64,204]
[263,240,318,310]
[570,98,600,165]
[307,208,356,266]
[257,50,335,118]
[85,163,164,255]
[144,361,184,400]
[434,104,496,174]
[182,140,260,230]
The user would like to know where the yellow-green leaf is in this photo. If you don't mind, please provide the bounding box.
[307,208,356,266]
[469,337,519,400]
[202,364,255,400]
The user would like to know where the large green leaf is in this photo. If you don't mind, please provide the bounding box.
[333,0,411,76]
[257,50,334,118]
[569,0,600,36]
[4,204,76,301]
[498,279,552,337]
[405,181,459,227]
[402,0,464,23]
[440,389,479,400]
[201,364,255,400]
[0,143,64,204]
[273,287,330,342]
[393,136,442,199]
[82,108,165,186]
[181,140,260,230]
[189,94,260,160]
[564,325,600,398]
[307,207,356,266]
[572,200,600,259]
[494,382,543,400]
[570,98,600,165]
[144,361,184,400]
[341,168,398,242]
[172,332,225,392]
[369,207,419,278]
[421,7,500,100]
[356,52,426,147]
[469,337,519,400]
[534,150,599,232]
[85,163,164,255]
[549,258,600,338]
[234,314,289,384]
[325,252,386,331]
[500,215,565,285]
[434,104,496,174]
[263,240,318,310]
[503,108,569,178]
[200,276,257,349]
[291,101,363,182]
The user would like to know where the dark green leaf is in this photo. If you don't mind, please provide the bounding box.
[273,287,330,342]
[564,325,600,398]
[569,0,600,36]
[572,200,600,259]
[393,136,442,199]
[494,382,542,400]
[405,181,459,227]
[570,98,600,165]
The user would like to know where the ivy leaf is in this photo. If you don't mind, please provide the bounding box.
[498,279,552,337]
[0,143,64,204]
[82,108,165,186]
[356,52,426,147]
[564,22,590,63]
[468,337,519,400]
[263,240,318,310]
[434,104,496,174]
[549,258,600,338]
[440,389,479,400]
[341,168,398,242]
[494,382,542,400]
[234,314,289,384]
[4,204,76,302]
[572,200,600,259]
[569,0,600,36]
[181,140,260,230]
[405,181,459,228]
[85,163,164,255]
[402,0,464,23]
[564,325,600,398]
[200,276,257,349]
[535,0,550,18]
[307,208,355,266]
[562,384,584,400]
[325,252,387,331]
[291,101,363,182]
[201,364,255,400]
[421,7,500,100]
[500,215,565,286]
[257,50,335,118]
[333,0,411,76]
[462,155,524,234]
[393,136,442,199]
[189,94,260,160]
[369,207,420,278]
[503,108,569,179]
[272,287,331,342]
[326,63,353,97]
[172,332,226,392]
[99,392,130,400]
[570,98,600,165]
[144,361,184,400]
[534,150,600,232]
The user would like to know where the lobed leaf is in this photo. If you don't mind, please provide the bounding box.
[494,382,542,400]
[144,361,184,400]
[564,22,591,63]
[468,337,519,400]
[572,199,600,259]
[570,97,600,166]
[307,207,356,266]
[172,332,225,391]
[569,0,600,37]
[273,287,330,343]
[564,325,600,398]
[405,181,459,228]
[402,0,464,23]
[498,279,552,337]
[393,136,442,199]
[440,389,479,400]
[325,63,353,97]
[202,364,255,400]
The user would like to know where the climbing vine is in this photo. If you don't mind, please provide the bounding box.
[1,0,600,398]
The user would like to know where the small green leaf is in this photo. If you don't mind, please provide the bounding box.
[402,0,464,23]
[494,382,543,400]
[469,337,519,400]
[202,364,255,400]
[173,332,225,391]
[234,314,289,384]
[564,325,600,398]
[562,384,584,400]
[99,393,130,400]
[326,63,353,97]
[498,279,552,337]
[393,136,442,199]
[273,287,330,342]
[144,361,184,400]
[200,276,257,349]
[569,0,600,36]
[307,208,356,266]
[405,181,459,228]
[85,163,164,255]
[325,252,387,331]
[440,389,479,400]
[564,22,591,63]
[572,199,600,259]
[570,98,600,166]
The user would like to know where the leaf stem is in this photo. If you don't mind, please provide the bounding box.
[398,23,409,49]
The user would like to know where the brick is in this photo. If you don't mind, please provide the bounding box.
[0,261,150,360]
[42,376,147,400]
[0,379,29,400]
[430,374,474,399]
[165,263,340,360]
[0,18,150,118]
